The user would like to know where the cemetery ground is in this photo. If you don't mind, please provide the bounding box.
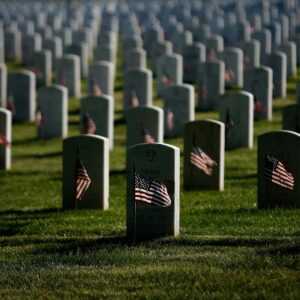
[0,62,299,299]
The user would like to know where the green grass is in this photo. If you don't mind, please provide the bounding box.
[0,57,299,299]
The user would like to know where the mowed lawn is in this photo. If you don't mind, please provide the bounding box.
[0,57,299,299]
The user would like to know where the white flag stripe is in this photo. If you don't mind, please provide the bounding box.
[135,190,171,206]
[267,163,295,185]
[135,192,171,207]
[277,163,295,182]
[134,174,172,207]
[265,170,294,189]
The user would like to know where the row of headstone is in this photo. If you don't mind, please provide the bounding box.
[60,127,300,242]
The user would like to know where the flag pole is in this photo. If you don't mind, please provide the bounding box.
[133,163,137,244]
[74,146,79,210]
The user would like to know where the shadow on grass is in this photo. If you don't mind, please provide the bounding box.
[115,109,124,114]
[32,236,128,255]
[8,170,61,177]
[257,244,300,256]
[159,236,300,252]
[0,208,62,237]
[0,208,62,217]
[114,84,123,92]
[15,151,62,159]
[226,173,257,180]
[69,120,80,126]
[110,169,126,176]
[13,137,40,146]
[115,117,126,125]
[69,108,80,116]
[0,222,32,236]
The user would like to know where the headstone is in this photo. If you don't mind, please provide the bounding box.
[266,51,287,98]
[7,70,36,122]
[0,108,11,170]
[184,120,225,191]
[193,24,211,43]
[127,143,180,241]
[0,26,4,64]
[36,26,53,43]
[282,105,300,133]
[197,61,225,110]
[56,54,81,98]
[278,42,297,78]
[266,22,282,46]
[123,35,143,55]
[172,30,193,54]
[219,47,243,88]
[252,29,272,64]
[241,40,260,69]
[72,28,94,58]
[22,33,42,66]
[88,61,114,96]
[150,40,173,67]
[37,85,68,139]
[219,91,254,149]
[124,48,146,71]
[80,95,114,149]
[94,45,116,64]
[4,29,22,61]
[205,35,224,62]
[258,131,299,208]
[63,135,109,210]
[43,37,63,69]
[163,84,195,137]
[0,64,7,108]
[296,82,300,104]
[98,31,117,50]
[56,28,72,48]
[65,43,89,78]
[124,68,152,110]
[126,106,163,147]
[183,43,206,83]
[33,50,52,86]
[244,67,273,121]
[157,53,183,96]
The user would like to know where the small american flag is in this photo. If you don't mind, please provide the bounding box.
[244,56,250,68]
[60,74,66,86]
[142,128,155,144]
[75,159,92,201]
[207,49,217,62]
[190,147,217,176]
[254,99,265,114]
[0,134,10,147]
[161,73,173,86]
[6,96,16,115]
[225,110,234,136]
[198,85,208,99]
[82,113,97,134]
[130,90,139,107]
[264,155,294,191]
[135,173,171,207]
[166,109,174,132]
[90,80,102,96]
[225,69,235,82]
[30,67,42,79]
[36,109,45,128]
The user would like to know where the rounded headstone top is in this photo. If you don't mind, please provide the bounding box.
[93,60,114,68]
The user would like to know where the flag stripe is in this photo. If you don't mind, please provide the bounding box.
[190,147,216,176]
[75,160,92,201]
[134,174,171,207]
[265,170,294,188]
[264,156,295,191]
